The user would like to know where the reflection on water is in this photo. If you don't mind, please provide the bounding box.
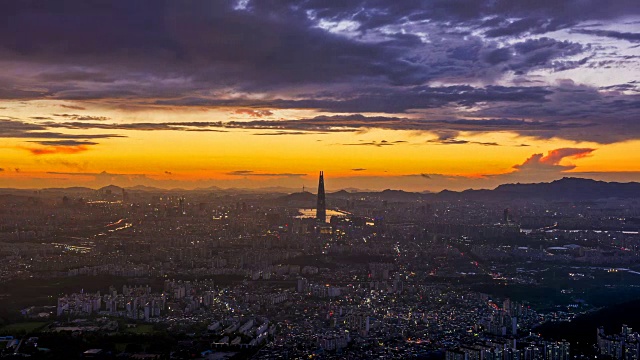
[297,208,348,223]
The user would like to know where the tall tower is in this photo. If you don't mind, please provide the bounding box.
[316,171,326,222]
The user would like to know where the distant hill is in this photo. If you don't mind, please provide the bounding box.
[126,185,165,192]
[493,177,640,200]
[329,188,428,202]
[193,185,223,191]
[275,191,316,205]
[329,190,351,197]
[0,178,637,202]
[97,185,123,194]
[431,177,640,202]
[42,187,94,193]
[325,178,639,202]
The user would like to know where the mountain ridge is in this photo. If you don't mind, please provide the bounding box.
[0,177,637,201]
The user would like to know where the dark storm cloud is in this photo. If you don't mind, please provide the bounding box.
[507,38,587,73]
[60,104,86,110]
[37,70,118,83]
[600,81,640,92]
[427,138,500,146]
[234,109,273,118]
[155,85,552,113]
[0,0,432,93]
[0,87,50,100]
[575,29,640,42]
[0,0,611,101]
[426,130,501,146]
[428,138,470,145]
[226,170,306,177]
[343,140,394,147]
[220,114,592,135]
[52,114,110,121]
[143,113,588,143]
[472,81,640,143]
[28,140,99,147]
[483,48,512,65]
[24,92,635,143]
[35,112,602,142]
[272,0,639,31]
[446,36,590,77]
[0,119,123,140]
[223,112,622,143]
[0,0,638,145]
[43,121,228,132]
[253,131,328,136]
[484,18,568,37]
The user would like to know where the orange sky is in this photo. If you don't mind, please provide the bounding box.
[1,102,639,191]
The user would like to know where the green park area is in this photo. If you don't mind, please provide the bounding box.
[0,321,48,334]
[123,324,155,334]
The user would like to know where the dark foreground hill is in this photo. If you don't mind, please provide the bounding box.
[538,298,640,354]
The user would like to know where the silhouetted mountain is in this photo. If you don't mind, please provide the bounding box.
[329,190,351,197]
[193,185,223,191]
[243,186,298,193]
[432,177,640,202]
[97,185,123,194]
[493,177,640,200]
[275,191,316,205]
[0,178,636,202]
[42,187,94,193]
[168,188,188,192]
[276,178,639,204]
[374,189,426,201]
[341,187,368,193]
[126,185,164,192]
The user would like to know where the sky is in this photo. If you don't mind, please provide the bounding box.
[0,0,639,192]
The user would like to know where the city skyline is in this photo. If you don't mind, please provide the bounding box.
[0,1,639,191]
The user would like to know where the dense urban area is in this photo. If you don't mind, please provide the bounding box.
[1,176,640,359]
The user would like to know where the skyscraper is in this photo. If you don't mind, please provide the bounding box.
[503,208,510,224]
[316,171,326,222]
[179,197,185,215]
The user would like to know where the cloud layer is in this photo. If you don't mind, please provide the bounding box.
[0,1,638,144]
